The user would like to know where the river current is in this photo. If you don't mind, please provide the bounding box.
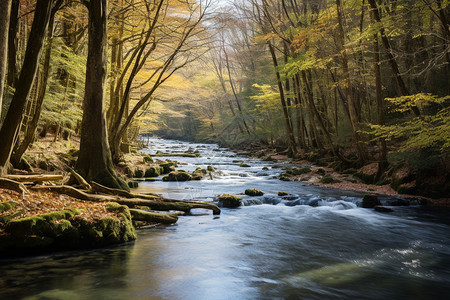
[0,138,449,299]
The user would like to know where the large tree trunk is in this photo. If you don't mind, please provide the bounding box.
[75,0,128,191]
[0,0,53,176]
[0,0,12,120]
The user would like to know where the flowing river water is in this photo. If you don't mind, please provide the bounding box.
[1,138,449,299]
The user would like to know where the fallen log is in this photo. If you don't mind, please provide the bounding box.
[90,182,221,214]
[4,174,64,183]
[0,178,28,198]
[153,152,199,157]
[30,185,221,215]
[129,208,178,224]
[90,181,160,200]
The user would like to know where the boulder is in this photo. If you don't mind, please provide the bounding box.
[217,194,242,208]
[362,194,381,208]
[145,166,162,177]
[127,181,139,188]
[374,206,393,213]
[159,161,176,174]
[278,191,288,196]
[245,188,264,196]
[320,175,339,184]
[162,171,192,182]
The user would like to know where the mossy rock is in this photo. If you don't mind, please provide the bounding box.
[94,217,122,243]
[278,191,288,196]
[0,200,18,213]
[159,161,176,174]
[124,166,134,178]
[194,167,207,175]
[217,194,242,208]
[127,181,139,188]
[143,155,153,163]
[362,194,381,208]
[5,216,50,237]
[245,188,264,196]
[162,171,192,182]
[145,166,161,177]
[207,166,215,172]
[40,209,81,222]
[292,167,311,175]
[279,172,292,181]
[0,209,26,225]
[239,163,251,168]
[320,175,339,184]
[192,167,207,180]
[134,168,145,178]
[262,167,269,171]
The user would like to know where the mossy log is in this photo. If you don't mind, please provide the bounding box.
[31,185,221,215]
[90,182,220,214]
[153,153,199,157]
[4,174,64,183]
[0,178,28,197]
[129,208,178,224]
[90,181,162,199]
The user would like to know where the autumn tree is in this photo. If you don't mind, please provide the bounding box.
[75,0,128,190]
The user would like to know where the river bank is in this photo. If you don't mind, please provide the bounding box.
[229,145,449,207]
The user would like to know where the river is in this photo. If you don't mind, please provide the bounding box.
[0,138,449,299]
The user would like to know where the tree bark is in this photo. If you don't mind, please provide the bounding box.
[267,40,297,157]
[335,0,367,164]
[372,20,388,181]
[11,10,57,167]
[0,0,12,120]
[76,0,128,190]
[367,0,420,116]
[30,185,221,215]
[129,208,178,224]
[0,0,53,176]
[6,0,19,88]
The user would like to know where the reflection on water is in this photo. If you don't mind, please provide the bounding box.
[1,138,449,299]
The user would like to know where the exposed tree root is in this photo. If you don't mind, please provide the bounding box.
[129,208,178,224]
[30,185,221,215]
[0,178,28,198]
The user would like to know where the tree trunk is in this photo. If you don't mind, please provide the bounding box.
[6,0,19,88]
[11,12,56,167]
[336,0,367,164]
[372,16,388,181]
[0,0,53,176]
[75,0,128,191]
[267,41,297,157]
[223,48,251,135]
[367,0,420,116]
[0,0,12,120]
